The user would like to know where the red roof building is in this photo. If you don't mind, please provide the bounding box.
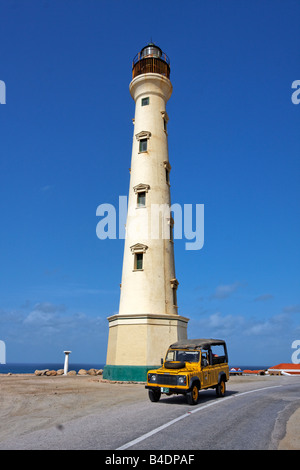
[268,363,300,375]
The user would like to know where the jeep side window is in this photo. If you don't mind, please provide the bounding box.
[211,345,226,364]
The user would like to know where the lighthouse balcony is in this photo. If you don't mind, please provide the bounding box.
[132,49,170,79]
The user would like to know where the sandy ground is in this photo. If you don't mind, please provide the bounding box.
[0,374,298,450]
[278,406,300,450]
[0,374,146,443]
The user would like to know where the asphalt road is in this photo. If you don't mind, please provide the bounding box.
[1,375,299,450]
[120,380,300,450]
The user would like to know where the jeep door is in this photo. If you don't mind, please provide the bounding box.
[200,351,212,388]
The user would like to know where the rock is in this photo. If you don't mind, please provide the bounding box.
[78,369,87,375]
[45,370,57,376]
[35,369,49,376]
[87,369,97,376]
[96,369,103,375]
[67,370,77,376]
[56,369,64,375]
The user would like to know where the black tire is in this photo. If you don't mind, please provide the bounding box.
[164,361,185,369]
[186,384,199,405]
[216,380,226,397]
[149,389,161,402]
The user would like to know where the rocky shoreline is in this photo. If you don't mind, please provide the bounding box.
[34,368,103,377]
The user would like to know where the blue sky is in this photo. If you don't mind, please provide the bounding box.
[0,0,299,366]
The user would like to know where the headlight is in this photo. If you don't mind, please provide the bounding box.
[148,373,157,383]
[177,375,187,385]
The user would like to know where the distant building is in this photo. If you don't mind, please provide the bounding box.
[268,363,300,375]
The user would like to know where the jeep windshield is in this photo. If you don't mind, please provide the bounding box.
[165,349,200,363]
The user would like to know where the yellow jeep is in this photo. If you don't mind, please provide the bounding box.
[145,339,229,405]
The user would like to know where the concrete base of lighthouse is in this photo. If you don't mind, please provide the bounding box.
[103,313,189,381]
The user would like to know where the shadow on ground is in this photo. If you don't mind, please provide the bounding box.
[156,389,238,406]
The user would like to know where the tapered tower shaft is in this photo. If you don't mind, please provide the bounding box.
[103,44,188,381]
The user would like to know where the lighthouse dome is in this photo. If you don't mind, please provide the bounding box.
[140,43,162,59]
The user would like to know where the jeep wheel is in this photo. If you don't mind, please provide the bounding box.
[186,384,199,405]
[149,389,161,402]
[216,380,226,397]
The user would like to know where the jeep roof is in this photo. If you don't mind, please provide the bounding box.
[170,338,226,350]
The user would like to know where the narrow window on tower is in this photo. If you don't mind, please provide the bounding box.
[139,138,148,153]
[161,111,169,135]
[136,131,151,154]
[130,243,148,271]
[141,97,149,106]
[165,168,170,184]
[163,118,167,132]
[172,288,177,307]
[133,184,150,209]
[168,216,174,243]
[163,161,171,185]
[170,279,179,308]
[137,191,146,208]
[135,253,143,270]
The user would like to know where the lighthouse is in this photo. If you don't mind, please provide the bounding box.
[103,44,189,381]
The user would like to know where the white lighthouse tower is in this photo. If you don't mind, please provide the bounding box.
[103,44,189,381]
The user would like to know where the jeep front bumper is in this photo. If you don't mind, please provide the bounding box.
[145,385,189,395]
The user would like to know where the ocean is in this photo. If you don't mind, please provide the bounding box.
[0,363,270,374]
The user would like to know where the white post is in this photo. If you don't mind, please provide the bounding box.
[63,351,71,375]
